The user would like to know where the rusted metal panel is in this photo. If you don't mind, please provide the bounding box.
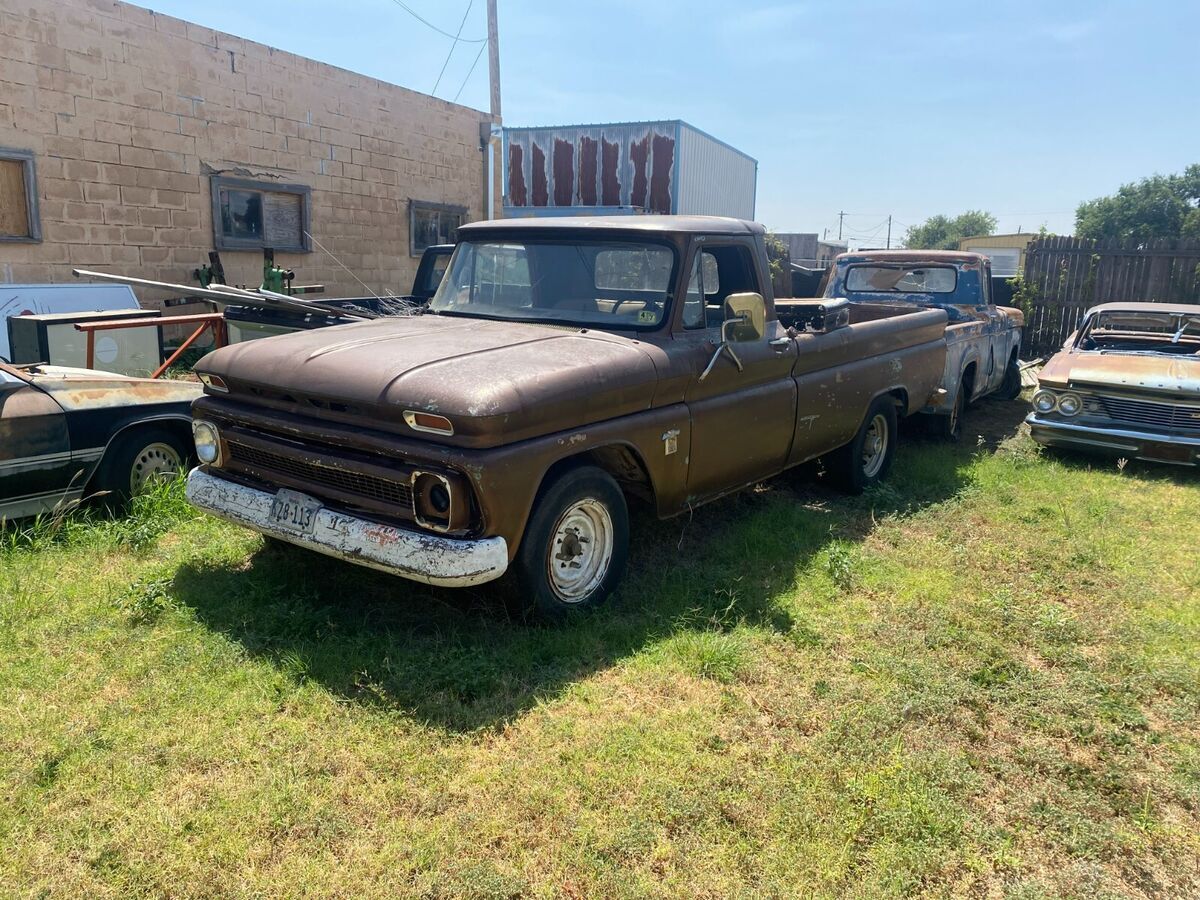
[504,123,676,214]
[507,143,526,207]
[503,121,756,219]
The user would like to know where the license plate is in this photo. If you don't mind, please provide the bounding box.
[268,489,322,535]
[1141,441,1193,463]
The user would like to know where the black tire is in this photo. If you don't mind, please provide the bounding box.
[827,396,899,494]
[997,354,1022,401]
[514,465,629,620]
[91,425,191,508]
[932,384,965,442]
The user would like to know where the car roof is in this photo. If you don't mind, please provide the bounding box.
[458,215,764,237]
[1087,301,1200,316]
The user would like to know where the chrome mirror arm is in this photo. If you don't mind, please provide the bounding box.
[699,313,747,381]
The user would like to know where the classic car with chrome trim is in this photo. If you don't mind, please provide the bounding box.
[1027,302,1200,466]
[0,361,200,521]
[186,216,951,617]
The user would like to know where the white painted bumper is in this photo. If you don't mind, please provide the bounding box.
[185,468,509,587]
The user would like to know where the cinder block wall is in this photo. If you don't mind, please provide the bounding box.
[0,0,497,300]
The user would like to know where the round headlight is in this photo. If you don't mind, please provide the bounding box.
[1057,393,1082,416]
[1032,390,1057,413]
[193,421,220,464]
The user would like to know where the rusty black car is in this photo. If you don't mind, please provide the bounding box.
[0,361,200,520]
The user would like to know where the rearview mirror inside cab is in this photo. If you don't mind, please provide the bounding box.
[724,292,765,342]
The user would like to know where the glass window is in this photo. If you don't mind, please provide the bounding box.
[682,251,719,328]
[211,176,309,251]
[431,239,675,329]
[846,265,957,294]
[411,202,466,255]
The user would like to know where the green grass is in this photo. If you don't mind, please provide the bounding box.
[1,404,1198,897]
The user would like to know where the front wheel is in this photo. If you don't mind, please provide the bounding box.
[515,465,629,620]
[827,396,898,494]
[91,426,190,508]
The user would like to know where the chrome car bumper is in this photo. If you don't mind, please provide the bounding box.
[1026,414,1200,466]
[185,468,509,586]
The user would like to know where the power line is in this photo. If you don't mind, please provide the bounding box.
[389,0,486,42]
[453,39,488,102]
[431,0,473,95]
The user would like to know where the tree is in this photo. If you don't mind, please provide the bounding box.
[903,211,997,250]
[1075,164,1200,243]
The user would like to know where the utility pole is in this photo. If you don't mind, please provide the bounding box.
[838,210,845,241]
[487,0,501,120]
[886,215,892,249]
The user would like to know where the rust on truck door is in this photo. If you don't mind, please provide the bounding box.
[677,241,798,499]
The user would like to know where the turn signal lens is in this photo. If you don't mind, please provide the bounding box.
[404,410,454,435]
[198,373,228,393]
[1057,392,1082,416]
[193,420,221,465]
[1032,390,1057,413]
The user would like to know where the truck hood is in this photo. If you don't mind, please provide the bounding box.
[197,314,659,447]
[1041,350,1200,397]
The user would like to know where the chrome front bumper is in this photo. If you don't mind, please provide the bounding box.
[1026,414,1200,466]
[185,468,509,587]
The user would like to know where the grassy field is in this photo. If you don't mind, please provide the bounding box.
[1,401,1198,898]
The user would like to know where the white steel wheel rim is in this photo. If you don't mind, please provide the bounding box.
[861,414,889,478]
[130,442,182,493]
[546,497,614,603]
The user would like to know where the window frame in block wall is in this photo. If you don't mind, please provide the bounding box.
[0,148,41,243]
[410,200,466,257]
[210,175,311,253]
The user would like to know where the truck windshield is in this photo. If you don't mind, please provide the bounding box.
[429,240,675,329]
[846,265,957,294]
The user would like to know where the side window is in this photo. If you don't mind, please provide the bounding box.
[682,245,757,329]
[682,251,718,328]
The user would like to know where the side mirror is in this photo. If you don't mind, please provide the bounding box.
[724,292,765,342]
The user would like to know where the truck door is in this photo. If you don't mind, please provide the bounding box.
[679,242,797,499]
[978,260,1009,393]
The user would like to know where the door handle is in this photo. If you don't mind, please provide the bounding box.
[769,337,791,352]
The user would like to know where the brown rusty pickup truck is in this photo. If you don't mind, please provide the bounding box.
[186,216,948,616]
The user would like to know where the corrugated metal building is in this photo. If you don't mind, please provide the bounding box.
[502,120,756,219]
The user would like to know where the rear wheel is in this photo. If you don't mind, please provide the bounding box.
[827,396,898,494]
[515,465,629,620]
[997,354,1022,400]
[932,384,965,442]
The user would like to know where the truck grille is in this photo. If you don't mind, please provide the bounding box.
[226,439,413,509]
[1094,396,1200,435]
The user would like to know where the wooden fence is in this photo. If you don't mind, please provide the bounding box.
[1020,236,1200,356]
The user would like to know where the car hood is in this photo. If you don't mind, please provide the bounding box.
[197,314,660,447]
[1041,350,1200,397]
[27,366,202,411]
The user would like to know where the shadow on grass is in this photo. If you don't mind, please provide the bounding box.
[171,398,1032,732]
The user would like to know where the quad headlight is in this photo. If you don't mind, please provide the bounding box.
[192,420,221,465]
[1032,390,1058,413]
[1057,392,1082,416]
[1032,389,1082,416]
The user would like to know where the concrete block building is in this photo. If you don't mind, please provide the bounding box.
[0,0,498,298]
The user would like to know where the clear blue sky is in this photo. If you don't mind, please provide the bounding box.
[142,0,1199,244]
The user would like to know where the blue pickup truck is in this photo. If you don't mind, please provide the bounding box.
[823,250,1024,439]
